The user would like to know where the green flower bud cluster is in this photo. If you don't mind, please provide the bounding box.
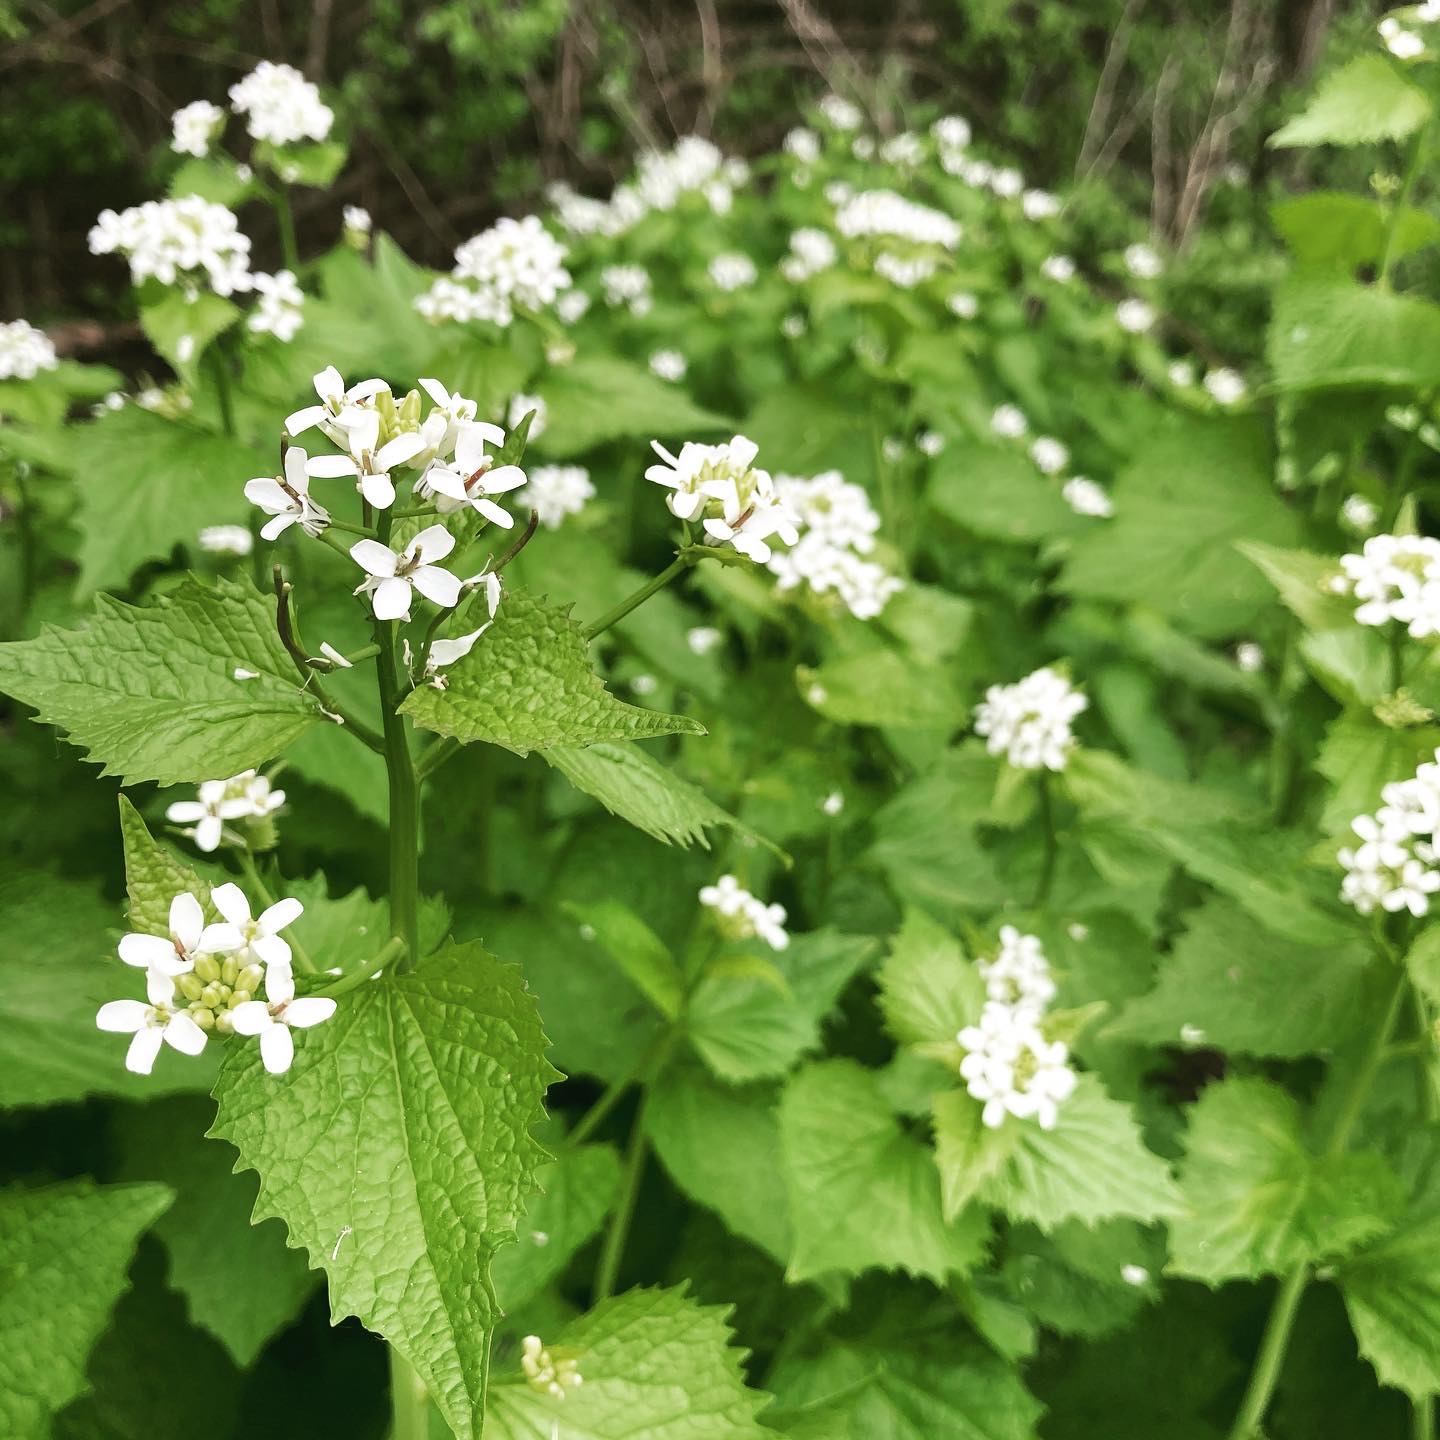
[174,951,266,1034]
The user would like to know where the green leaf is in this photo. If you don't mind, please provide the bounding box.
[119,794,212,936]
[1339,1168,1440,1399]
[646,1062,792,1265]
[929,442,1083,543]
[485,1286,771,1438]
[563,898,684,1019]
[113,1097,313,1365]
[1317,711,1440,835]
[932,1088,1021,1221]
[1270,275,1440,392]
[1060,414,1301,638]
[1271,193,1440,268]
[536,356,731,458]
[546,742,771,852]
[400,589,704,755]
[139,290,240,376]
[1170,1077,1404,1284]
[1238,541,1352,632]
[686,929,877,1082]
[1106,898,1374,1058]
[1271,55,1432,149]
[797,647,967,729]
[779,1059,990,1283]
[0,866,211,1106]
[256,139,347,187]
[490,1143,622,1311]
[0,1180,173,1440]
[976,1077,1182,1230]
[277,712,390,825]
[169,155,253,206]
[0,576,323,786]
[210,940,558,1440]
[878,907,985,1050]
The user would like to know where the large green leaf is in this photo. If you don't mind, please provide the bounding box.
[797,647,967,730]
[209,940,558,1440]
[1271,193,1440,269]
[929,442,1083,544]
[1170,1077,1404,1284]
[878,906,984,1050]
[0,1180,173,1440]
[564,897,685,1019]
[1271,55,1432,149]
[485,1286,771,1438]
[401,589,704,754]
[0,576,324,786]
[779,1059,989,1283]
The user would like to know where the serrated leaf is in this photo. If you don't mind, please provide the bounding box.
[564,898,684,1019]
[490,1143,622,1311]
[976,1076,1181,1230]
[1106,898,1374,1058]
[1271,55,1432,149]
[1271,192,1440,268]
[1238,540,1352,631]
[878,907,984,1050]
[0,1180,173,1440]
[1171,1077,1405,1284]
[486,1286,770,1438]
[119,795,212,936]
[139,290,240,376]
[686,929,877,1082]
[546,742,773,852]
[209,940,558,1440]
[1317,711,1440,835]
[780,1059,990,1283]
[932,1088,1021,1220]
[0,576,323,786]
[113,1097,313,1366]
[401,588,704,755]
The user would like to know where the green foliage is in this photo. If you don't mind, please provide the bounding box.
[1270,55,1432,149]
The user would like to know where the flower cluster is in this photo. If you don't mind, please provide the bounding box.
[767,470,904,619]
[781,227,838,282]
[417,215,572,328]
[600,263,652,314]
[171,99,225,157]
[699,875,789,950]
[645,434,798,563]
[1339,752,1440,916]
[247,269,305,341]
[97,883,332,1076]
[228,60,334,146]
[709,252,758,291]
[958,927,1077,1130]
[833,189,962,250]
[166,769,285,853]
[974,666,1087,771]
[88,195,254,296]
[0,318,58,380]
[1334,533,1440,638]
[526,465,594,528]
[520,1336,583,1400]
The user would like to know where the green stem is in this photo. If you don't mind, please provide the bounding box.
[317,935,407,999]
[238,849,315,973]
[1033,773,1058,906]
[376,615,421,971]
[323,515,379,538]
[1416,1398,1436,1440]
[1227,967,1408,1440]
[1389,624,1407,694]
[568,1071,637,1149]
[415,736,459,783]
[388,1348,428,1440]
[274,185,301,275]
[1380,120,1432,291]
[593,1090,650,1302]
[583,553,696,640]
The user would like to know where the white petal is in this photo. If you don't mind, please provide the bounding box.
[119,933,175,969]
[199,922,245,954]
[305,454,361,478]
[245,477,290,512]
[372,575,413,621]
[313,365,344,400]
[359,470,397,509]
[228,1000,273,1036]
[265,963,296,1005]
[284,446,310,488]
[259,896,303,933]
[96,999,148,1033]
[410,524,456,562]
[418,377,449,406]
[350,538,399,578]
[170,891,205,949]
[285,996,337,1029]
[376,433,426,470]
[285,403,328,435]
[422,464,468,501]
[346,377,388,403]
[145,970,178,1007]
[164,1011,208,1056]
[251,933,293,968]
[260,513,295,542]
[412,565,462,608]
[194,815,224,852]
[260,1023,295,1074]
[164,800,207,825]
[483,464,527,495]
[341,408,381,454]
[670,490,703,520]
[473,498,514,528]
[126,1027,165,1075]
[209,881,252,927]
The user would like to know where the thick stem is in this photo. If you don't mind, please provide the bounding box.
[1417,1398,1436,1440]
[1227,968,1408,1440]
[388,1349,428,1440]
[583,553,696,640]
[376,611,421,971]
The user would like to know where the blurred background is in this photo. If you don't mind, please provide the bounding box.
[0,0,1379,330]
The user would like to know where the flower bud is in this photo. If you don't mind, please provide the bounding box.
[177,973,206,1001]
[237,964,264,993]
[220,955,240,986]
[194,954,222,984]
[190,1005,216,1031]
[200,981,226,1008]
[398,388,421,431]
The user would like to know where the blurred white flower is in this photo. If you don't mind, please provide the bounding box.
[89,195,253,296]
[198,524,254,556]
[649,349,687,382]
[1063,477,1113,519]
[699,874,789,950]
[1124,242,1163,279]
[1203,367,1246,405]
[1040,254,1075,283]
[710,252,758,291]
[247,269,305,341]
[526,464,594,528]
[0,319,58,380]
[1116,298,1155,333]
[171,99,224,157]
[229,61,333,145]
[1030,436,1069,475]
[974,666,1087,771]
[991,404,1029,439]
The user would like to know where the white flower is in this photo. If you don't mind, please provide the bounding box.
[979,926,1057,1013]
[1203,367,1246,405]
[709,252,758,291]
[947,291,979,319]
[1040,254,1075,283]
[555,289,591,324]
[171,99,224,157]
[343,205,372,235]
[1381,16,1426,59]
[821,790,845,816]
[917,430,946,457]
[198,524,254,556]
[774,469,881,551]
[424,625,491,684]
[526,464,594,528]
[228,964,337,1074]
[229,61,333,145]
[699,875,789,950]
[247,269,305,341]
[201,882,304,968]
[245,445,330,539]
[1116,297,1155,333]
[521,1335,583,1400]
[306,408,427,510]
[165,770,284,854]
[97,969,208,1074]
[783,126,821,165]
[991,404,1029,439]
[781,313,808,339]
[88,195,253,296]
[833,189,961,249]
[1121,1264,1150,1287]
[600,264,652,313]
[1030,436,1069,475]
[768,533,904,619]
[463,565,504,619]
[819,94,863,130]
[420,424,527,526]
[417,215,571,328]
[1337,533,1440,636]
[1022,189,1061,221]
[990,167,1024,199]
[284,365,390,441]
[350,525,463,621]
[873,252,937,288]
[958,1000,1077,1130]
[681,627,720,658]
[1168,359,1197,388]
[1235,642,1265,673]
[1124,242,1163,279]
[0,318,57,381]
[931,114,971,150]
[509,392,547,440]
[118,891,207,977]
[974,665,1087,771]
[1063,477,1113,518]
[649,349,687,382]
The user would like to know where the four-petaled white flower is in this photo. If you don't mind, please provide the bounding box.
[284,366,390,443]
[421,424,527,526]
[350,526,463,621]
[202,881,305,968]
[228,964,338,1074]
[245,445,331,539]
[307,407,427,510]
[423,625,491,685]
[97,970,208,1074]
[118,891,207,977]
